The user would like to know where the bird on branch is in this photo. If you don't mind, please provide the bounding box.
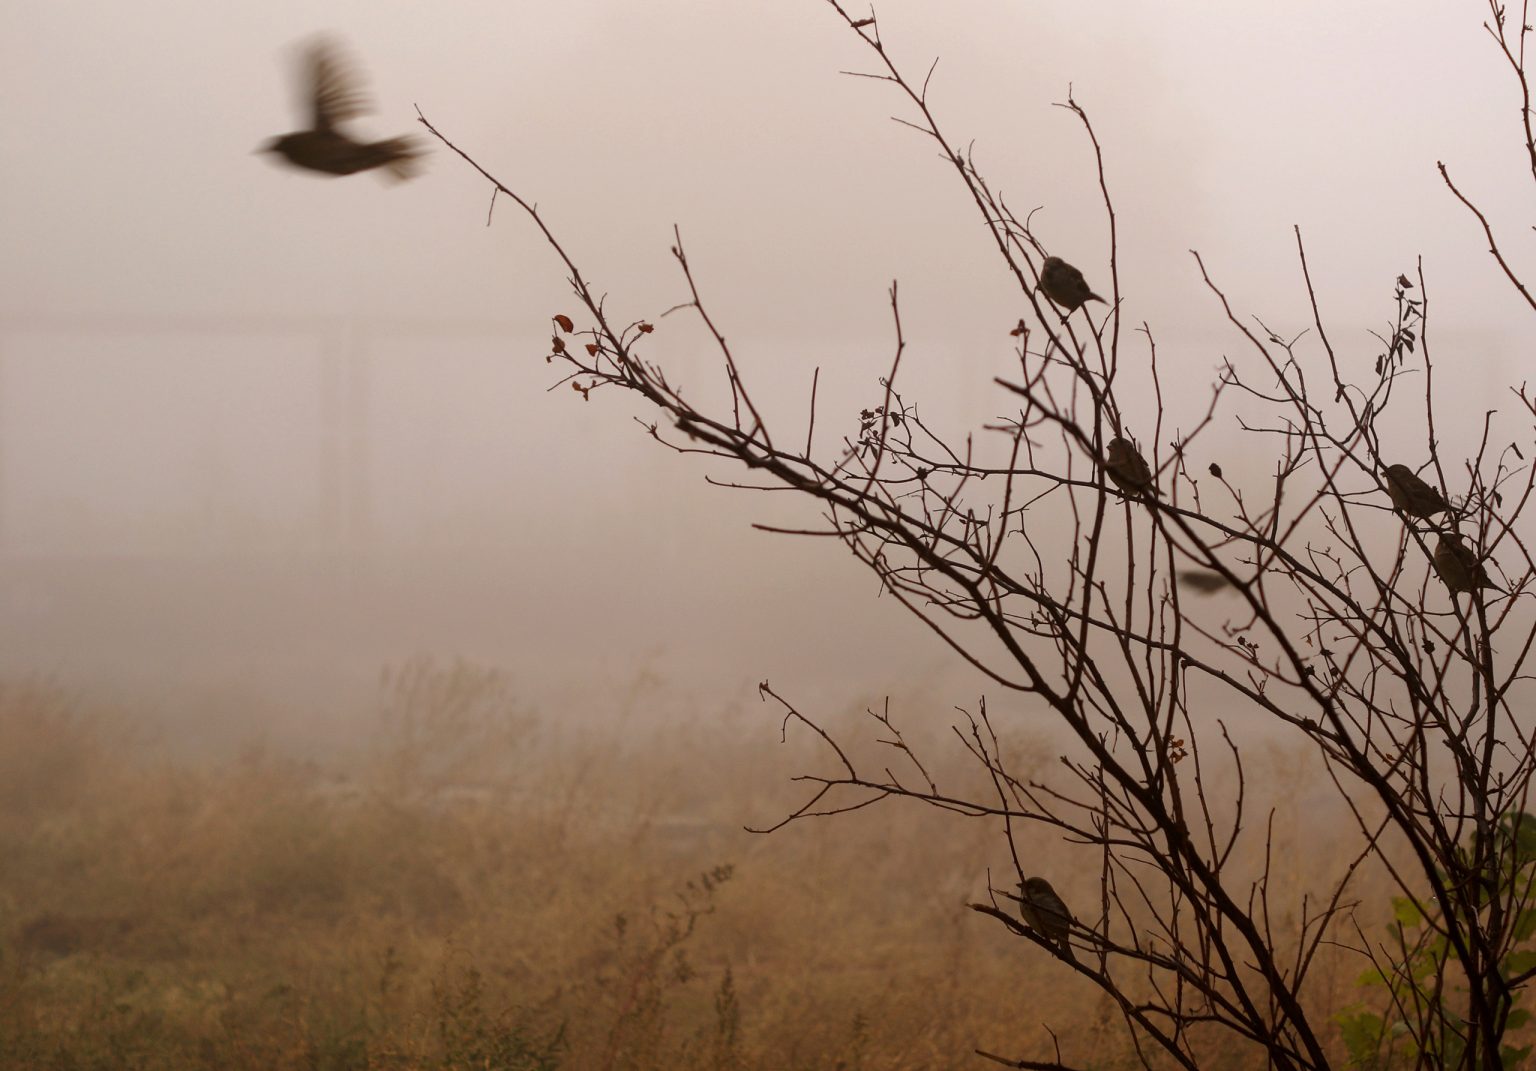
[1433,533,1497,595]
[1383,463,1452,521]
[1105,437,1158,497]
[1040,256,1106,313]
[1019,877,1077,963]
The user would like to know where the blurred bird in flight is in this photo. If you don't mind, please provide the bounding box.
[261,36,422,180]
[1178,570,1228,594]
[1040,256,1106,312]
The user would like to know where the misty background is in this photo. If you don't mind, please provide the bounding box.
[1,0,1528,750]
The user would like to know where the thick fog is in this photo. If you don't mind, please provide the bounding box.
[0,0,1527,745]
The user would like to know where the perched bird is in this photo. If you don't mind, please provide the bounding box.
[1040,256,1106,312]
[1383,464,1451,521]
[1105,437,1157,496]
[1433,533,1496,595]
[261,37,422,180]
[1019,877,1076,963]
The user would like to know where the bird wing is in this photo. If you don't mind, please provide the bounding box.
[303,38,370,131]
[1064,262,1106,303]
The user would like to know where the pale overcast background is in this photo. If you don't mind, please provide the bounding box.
[0,1,1529,746]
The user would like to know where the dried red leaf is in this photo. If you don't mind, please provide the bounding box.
[553,314,575,333]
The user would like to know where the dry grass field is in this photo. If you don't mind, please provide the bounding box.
[0,661,1399,1069]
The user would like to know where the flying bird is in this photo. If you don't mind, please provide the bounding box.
[1433,533,1496,595]
[1383,464,1451,521]
[1019,877,1076,963]
[1040,256,1106,312]
[261,37,422,180]
[1105,437,1157,497]
[1178,570,1228,594]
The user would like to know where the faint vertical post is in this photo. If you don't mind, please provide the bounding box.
[319,320,345,550]
[344,319,371,582]
[0,327,6,557]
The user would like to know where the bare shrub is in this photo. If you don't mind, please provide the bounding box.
[415,2,1536,1067]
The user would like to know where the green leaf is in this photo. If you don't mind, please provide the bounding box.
[1507,811,1536,863]
[1355,967,1387,988]
[1506,1007,1531,1031]
[1411,938,1448,980]
[1504,949,1536,976]
[1393,897,1423,928]
[1336,1009,1385,1067]
[1425,934,1450,963]
[1515,908,1536,943]
[1504,1044,1533,1069]
[1443,1022,1469,1066]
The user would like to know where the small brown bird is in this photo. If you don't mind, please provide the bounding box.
[1105,437,1157,496]
[261,37,422,180]
[1383,464,1451,520]
[1040,256,1106,312]
[1019,877,1076,962]
[1433,533,1496,595]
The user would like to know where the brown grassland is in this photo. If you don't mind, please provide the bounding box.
[0,660,1392,1069]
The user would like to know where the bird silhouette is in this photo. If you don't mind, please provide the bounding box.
[1383,464,1451,521]
[261,37,422,180]
[1105,437,1157,497]
[1019,877,1076,962]
[1040,256,1106,312]
[1433,533,1496,595]
[1178,570,1228,594]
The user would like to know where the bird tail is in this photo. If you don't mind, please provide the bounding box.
[376,137,424,181]
[1087,290,1107,304]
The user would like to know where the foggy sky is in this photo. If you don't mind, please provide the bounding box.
[1,1,1529,740]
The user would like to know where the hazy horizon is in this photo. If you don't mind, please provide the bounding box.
[2,0,1529,743]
